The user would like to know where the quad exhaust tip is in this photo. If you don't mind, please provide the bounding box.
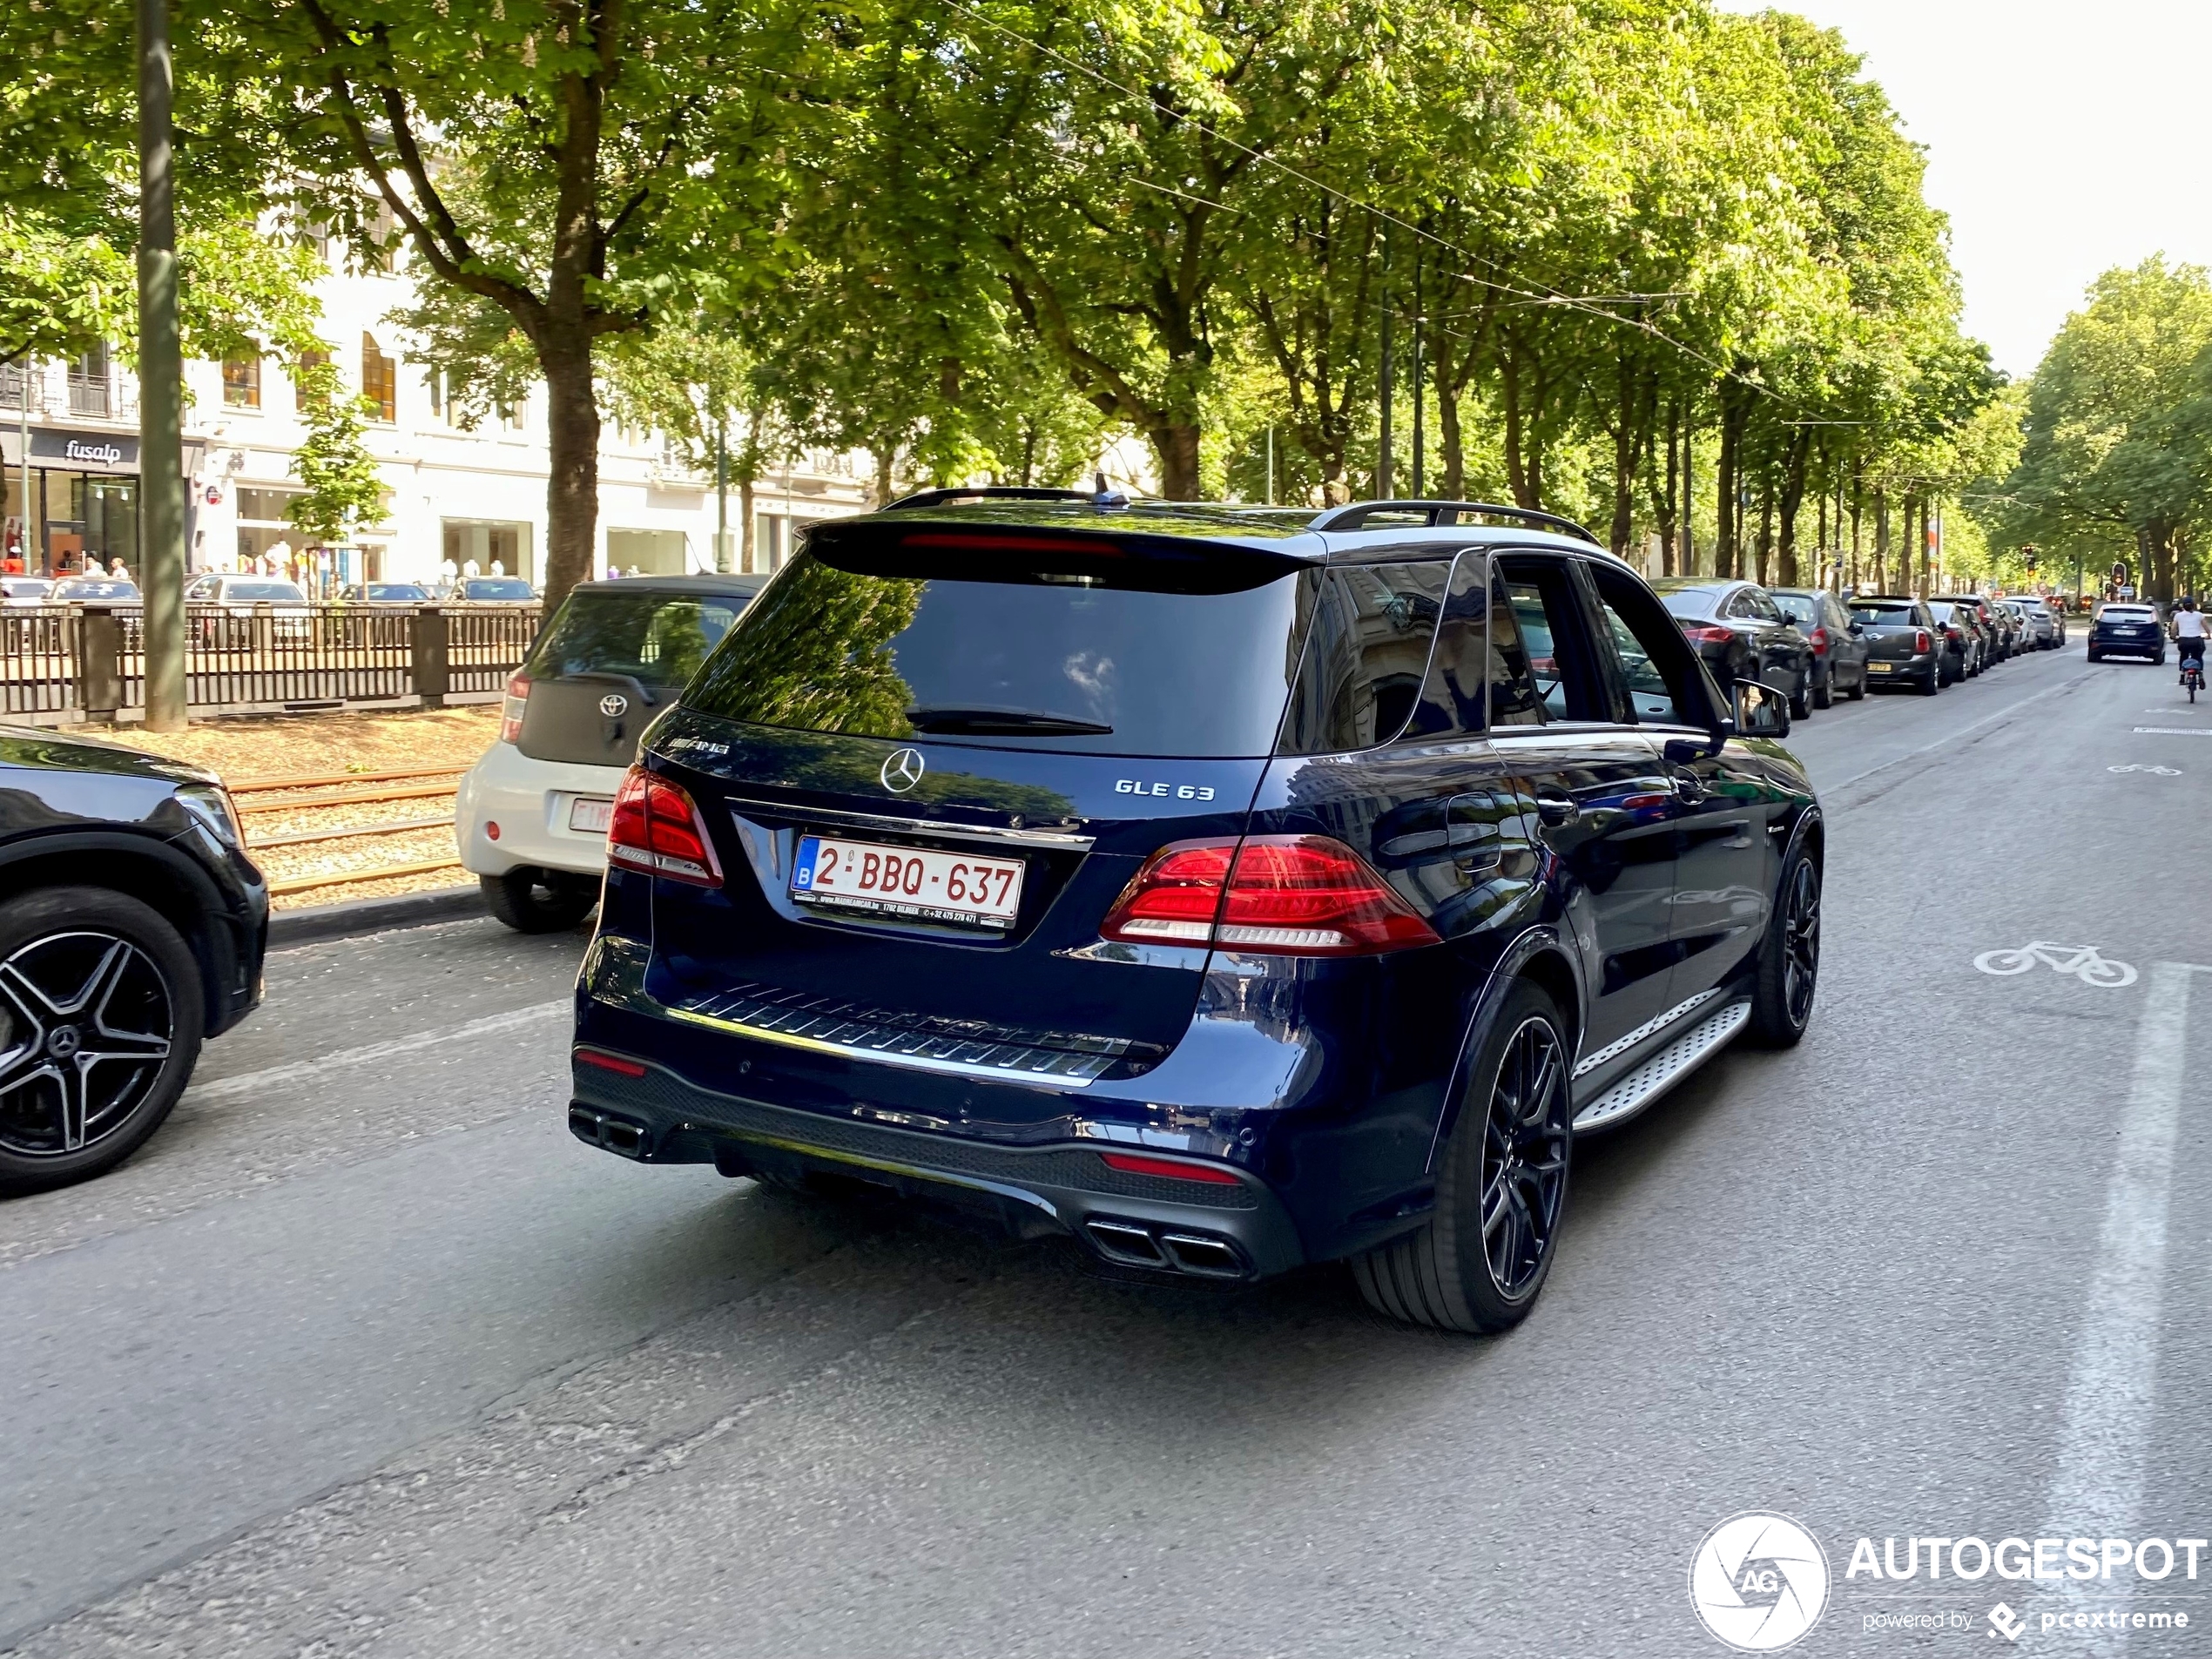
[1083,1218,1248,1279]
[570,1104,649,1159]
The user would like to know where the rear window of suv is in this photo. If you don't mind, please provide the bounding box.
[527,589,747,687]
[684,539,1314,758]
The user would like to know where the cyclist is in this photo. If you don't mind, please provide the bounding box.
[2174,596,2207,685]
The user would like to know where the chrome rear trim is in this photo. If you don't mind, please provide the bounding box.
[725,798,1095,851]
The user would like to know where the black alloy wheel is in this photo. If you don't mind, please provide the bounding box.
[0,887,205,1195]
[1748,850,1821,1047]
[1351,981,1574,1334]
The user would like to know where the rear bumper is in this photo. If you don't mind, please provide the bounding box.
[567,1052,1308,1278]
[455,743,624,878]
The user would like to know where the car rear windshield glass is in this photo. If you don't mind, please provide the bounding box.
[226,581,306,603]
[1851,602,1917,623]
[526,590,747,686]
[367,583,429,601]
[1772,595,1819,624]
[1659,588,1723,618]
[2101,607,2154,619]
[465,578,536,599]
[683,543,1311,757]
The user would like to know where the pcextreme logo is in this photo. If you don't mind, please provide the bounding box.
[1689,1513,1831,1652]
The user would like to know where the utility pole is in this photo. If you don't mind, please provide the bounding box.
[1265,427,1275,506]
[137,0,185,730]
[1376,227,1393,500]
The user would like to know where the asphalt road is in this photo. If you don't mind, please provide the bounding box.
[5,640,2209,1658]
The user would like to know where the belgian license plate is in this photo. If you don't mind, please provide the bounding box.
[569,796,614,833]
[792,834,1025,927]
[1868,662,1893,673]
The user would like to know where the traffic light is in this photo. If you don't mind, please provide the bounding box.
[2022,543,2039,575]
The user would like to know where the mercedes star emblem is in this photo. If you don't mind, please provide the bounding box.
[599,693,630,718]
[880,747,926,793]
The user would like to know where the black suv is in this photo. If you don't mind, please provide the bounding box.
[568,495,1822,1334]
[0,728,267,1194]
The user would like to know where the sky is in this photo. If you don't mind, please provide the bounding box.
[1718,0,2212,379]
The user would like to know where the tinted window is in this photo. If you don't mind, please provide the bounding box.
[1743,589,1784,623]
[464,578,536,600]
[367,583,430,601]
[226,581,307,603]
[1771,593,1818,625]
[1851,602,1918,624]
[1403,551,1490,741]
[1659,587,1724,619]
[1496,556,1608,722]
[685,547,1311,759]
[527,590,748,687]
[1590,564,1711,726]
[51,581,138,601]
[1278,561,1450,754]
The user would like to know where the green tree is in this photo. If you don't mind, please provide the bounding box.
[287,360,386,546]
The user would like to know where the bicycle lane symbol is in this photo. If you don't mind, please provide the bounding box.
[1973,942,2139,988]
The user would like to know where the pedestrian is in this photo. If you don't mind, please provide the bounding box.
[489,558,504,577]
[109,556,129,581]
[462,556,481,579]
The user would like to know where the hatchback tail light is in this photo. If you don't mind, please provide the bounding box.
[607,766,722,887]
[1100,834,1439,957]
[499,672,530,743]
[1808,625,1830,656]
[1914,629,1932,653]
[1681,624,1733,644]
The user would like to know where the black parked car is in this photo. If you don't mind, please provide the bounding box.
[1846,595,1944,694]
[2088,603,2166,664]
[0,730,266,1195]
[1650,579,1817,724]
[565,494,1824,1336]
[1925,600,1981,680]
[1771,588,1870,707]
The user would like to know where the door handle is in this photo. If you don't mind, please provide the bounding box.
[1534,792,1577,826]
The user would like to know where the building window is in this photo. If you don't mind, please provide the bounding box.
[293,347,330,411]
[67,343,111,418]
[360,334,396,422]
[221,352,261,408]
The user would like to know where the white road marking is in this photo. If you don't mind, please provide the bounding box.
[185,1000,569,1104]
[2039,963,2189,1647]
[2107,764,2182,775]
[2131,726,2212,736]
[1972,942,2137,986]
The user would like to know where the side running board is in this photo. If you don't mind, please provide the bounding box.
[1572,1001,1751,1133]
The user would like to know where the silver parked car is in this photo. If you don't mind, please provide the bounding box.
[2006,597,2061,649]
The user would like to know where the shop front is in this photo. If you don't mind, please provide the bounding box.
[1,428,199,578]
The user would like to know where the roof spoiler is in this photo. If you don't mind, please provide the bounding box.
[885,475,1132,512]
[1310,499,1601,546]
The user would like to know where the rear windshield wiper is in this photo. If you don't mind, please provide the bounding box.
[906,705,1113,736]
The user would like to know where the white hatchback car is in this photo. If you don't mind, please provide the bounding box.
[456,574,765,929]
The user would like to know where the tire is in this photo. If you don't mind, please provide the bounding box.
[2087,648,2101,662]
[1919,665,1940,696]
[1351,981,1573,1335]
[1789,671,1812,721]
[480,868,600,933]
[1846,667,1868,701]
[0,887,207,1197]
[1812,667,1834,710]
[1746,848,1820,1048]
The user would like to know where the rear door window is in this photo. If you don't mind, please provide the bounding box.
[1277,560,1451,754]
[528,590,747,687]
[685,543,1312,758]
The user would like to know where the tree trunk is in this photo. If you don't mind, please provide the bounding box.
[1435,386,1464,500]
[1873,487,1890,592]
[738,475,757,572]
[1754,479,1773,586]
[1715,419,1737,580]
[1151,423,1203,501]
[1849,467,1864,591]
[1645,397,1681,577]
[1777,429,1810,589]
[1682,419,1696,577]
[540,336,599,610]
[871,448,897,509]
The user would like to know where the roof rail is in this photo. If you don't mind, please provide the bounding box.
[1309,499,1602,546]
[882,486,1099,511]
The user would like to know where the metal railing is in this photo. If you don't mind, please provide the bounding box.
[0,603,542,724]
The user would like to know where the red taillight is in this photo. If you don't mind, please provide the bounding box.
[499,671,530,743]
[1808,625,1829,655]
[574,1048,647,1078]
[1914,630,1932,653]
[607,766,723,887]
[1100,834,1439,957]
[1097,1150,1242,1185]
[1681,624,1733,644]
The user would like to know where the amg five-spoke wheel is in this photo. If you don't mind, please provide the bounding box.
[1479,1016,1571,1297]
[0,889,204,1196]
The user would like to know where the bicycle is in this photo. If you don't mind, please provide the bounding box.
[2182,650,2205,703]
[1972,941,2137,988]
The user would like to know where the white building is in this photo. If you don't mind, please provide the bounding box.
[2,246,873,589]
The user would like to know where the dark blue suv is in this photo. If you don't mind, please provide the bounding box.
[568,495,1823,1332]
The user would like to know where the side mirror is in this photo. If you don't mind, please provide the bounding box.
[1733,678,1788,738]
